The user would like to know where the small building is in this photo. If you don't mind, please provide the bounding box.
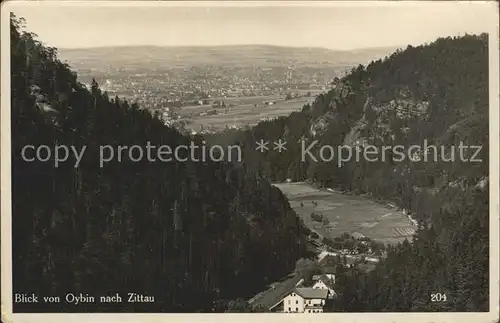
[281,288,328,313]
[312,274,336,298]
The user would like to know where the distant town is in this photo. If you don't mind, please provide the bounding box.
[69,63,345,133]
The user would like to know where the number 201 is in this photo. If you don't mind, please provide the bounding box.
[431,293,447,302]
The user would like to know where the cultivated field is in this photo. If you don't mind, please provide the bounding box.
[274,182,417,245]
[178,96,314,131]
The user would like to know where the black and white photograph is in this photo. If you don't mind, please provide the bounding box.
[1,1,499,321]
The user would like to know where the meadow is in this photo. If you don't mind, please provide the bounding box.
[274,182,417,245]
[179,96,314,131]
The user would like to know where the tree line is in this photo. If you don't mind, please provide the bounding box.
[10,14,311,312]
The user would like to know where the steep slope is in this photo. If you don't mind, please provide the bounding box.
[10,14,310,312]
[211,34,489,311]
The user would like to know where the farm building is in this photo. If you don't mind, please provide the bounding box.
[272,288,328,313]
[312,274,336,298]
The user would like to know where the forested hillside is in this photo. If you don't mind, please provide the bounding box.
[212,34,490,311]
[10,14,310,312]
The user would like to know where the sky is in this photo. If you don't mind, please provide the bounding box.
[6,1,498,50]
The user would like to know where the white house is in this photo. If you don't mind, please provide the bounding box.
[282,288,328,313]
[312,274,336,298]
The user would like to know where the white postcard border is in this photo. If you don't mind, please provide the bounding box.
[1,1,499,323]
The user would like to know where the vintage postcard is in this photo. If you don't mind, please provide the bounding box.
[1,1,499,323]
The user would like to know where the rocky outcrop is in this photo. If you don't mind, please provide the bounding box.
[309,111,336,137]
[341,96,429,148]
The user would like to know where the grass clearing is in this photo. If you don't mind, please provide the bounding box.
[274,182,417,245]
[178,97,312,131]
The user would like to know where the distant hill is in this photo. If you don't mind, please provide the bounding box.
[57,44,399,69]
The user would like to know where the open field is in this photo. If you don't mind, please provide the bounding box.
[179,97,314,131]
[274,182,417,245]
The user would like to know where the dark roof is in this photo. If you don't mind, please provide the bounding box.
[295,288,328,299]
[322,266,336,274]
[250,274,303,310]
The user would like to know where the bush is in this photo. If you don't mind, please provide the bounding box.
[311,212,323,222]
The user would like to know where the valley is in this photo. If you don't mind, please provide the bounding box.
[58,45,395,133]
[274,182,416,246]
[8,9,491,314]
